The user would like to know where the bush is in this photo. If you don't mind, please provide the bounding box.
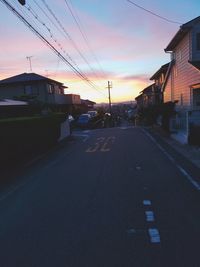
[0,113,65,169]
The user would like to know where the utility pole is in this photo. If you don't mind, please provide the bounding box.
[26,56,33,72]
[107,81,112,114]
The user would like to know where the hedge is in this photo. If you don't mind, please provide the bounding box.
[0,113,66,169]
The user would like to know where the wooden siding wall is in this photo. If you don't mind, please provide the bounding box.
[164,31,200,109]
[164,72,172,102]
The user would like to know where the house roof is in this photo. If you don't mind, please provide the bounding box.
[150,63,170,80]
[165,16,200,52]
[188,60,200,71]
[81,99,96,105]
[161,60,175,92]
[140,83,155,94]
[0,72,67,87]
[135,94,143,101]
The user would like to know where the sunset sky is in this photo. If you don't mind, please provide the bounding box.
[0,0,200,103]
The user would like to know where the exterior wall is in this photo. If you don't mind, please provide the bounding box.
[164,32,200,109]
[65,94,81,105]
[0,81,68,105]
[0,84,25,98]
[0,82,46,101]
[164,71,172,102]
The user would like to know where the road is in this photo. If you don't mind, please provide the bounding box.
[0,125,200,267]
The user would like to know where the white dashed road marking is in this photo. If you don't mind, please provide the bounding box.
[143,200,152,206]
[145,211,155,222]
[148,228,161,244]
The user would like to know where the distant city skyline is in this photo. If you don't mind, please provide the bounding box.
[0,0,200,103]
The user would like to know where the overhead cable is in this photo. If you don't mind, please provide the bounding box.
[41,0,103,83]
[0,0,106,96]
[126,0,182,24]
[64,0,107,77]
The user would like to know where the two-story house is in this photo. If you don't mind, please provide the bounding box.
[150,62,170,105]
[163,16,200,143]
[0,72,68,106]
[139,84,156,108]
[135,62,169,109]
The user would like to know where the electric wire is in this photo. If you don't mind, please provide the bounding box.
[65,0,107,78]
[69,0,107,76]
[126,0,182,24]
[0,0,106,97]
[25,3,87,76]
[41,0,104,86]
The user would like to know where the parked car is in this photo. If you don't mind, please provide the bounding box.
[87,110,97,118]
[77,114,91,128]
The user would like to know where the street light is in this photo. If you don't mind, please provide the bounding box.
[18,0,26,5]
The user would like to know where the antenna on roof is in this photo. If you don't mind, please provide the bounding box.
[26,56,33,72]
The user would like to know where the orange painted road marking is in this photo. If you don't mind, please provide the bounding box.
[86,136,115,153]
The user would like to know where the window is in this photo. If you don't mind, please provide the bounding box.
[193,88,200,108]
[47,84,54,94]
[197,33,200,50]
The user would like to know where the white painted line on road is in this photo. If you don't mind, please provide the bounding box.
[145,211,155,222]
[143,129,200,191]
[177,164,200,190]
[148,228,161,243]
[143,200,152,206]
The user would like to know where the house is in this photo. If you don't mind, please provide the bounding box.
[163,16,200,143]
[135,63,169,110]
[81,99,96,110]
[0,72,68,106]
[135,84,155,109]
[135,94,143,109]
[65,94,81,105]
[150,62,170,104]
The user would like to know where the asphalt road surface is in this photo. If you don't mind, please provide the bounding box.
[0,126,200,267]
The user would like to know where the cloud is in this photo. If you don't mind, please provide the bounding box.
[120,74,150,83]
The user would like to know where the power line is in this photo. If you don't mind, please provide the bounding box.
[64,0,107,77]
[25,3,86,75]
[0,0,106,97]
[32,0,107,94]
[126,0,182,24]
[33,0,66,37]
[41,0,103,83]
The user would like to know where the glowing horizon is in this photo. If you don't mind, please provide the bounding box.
[0,0,199,103]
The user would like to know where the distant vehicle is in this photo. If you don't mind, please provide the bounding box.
[87,110,97,118]
[77,114,91,128]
